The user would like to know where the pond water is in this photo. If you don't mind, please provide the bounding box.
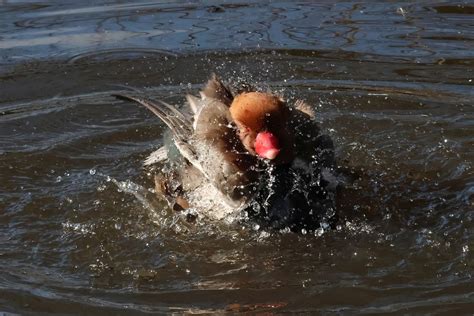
[1,1,473,314]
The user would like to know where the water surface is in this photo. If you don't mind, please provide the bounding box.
[1,1,473,314]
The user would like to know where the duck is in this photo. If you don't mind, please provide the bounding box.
[113,74,337,231]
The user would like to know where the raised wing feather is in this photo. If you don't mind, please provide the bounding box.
[200,73,234,106]
[114,93,258,208]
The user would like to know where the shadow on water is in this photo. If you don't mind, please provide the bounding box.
[0,1,473,314]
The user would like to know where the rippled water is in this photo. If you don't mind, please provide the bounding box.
[1,1,473,314]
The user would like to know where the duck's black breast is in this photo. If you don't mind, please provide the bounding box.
[246,160,337,232]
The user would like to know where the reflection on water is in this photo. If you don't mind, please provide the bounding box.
[1,1,474,64]
[1,1,473,314]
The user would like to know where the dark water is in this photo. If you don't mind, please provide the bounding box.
[1,1,473,314]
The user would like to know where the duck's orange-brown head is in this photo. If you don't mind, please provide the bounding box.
[230,92,293,163]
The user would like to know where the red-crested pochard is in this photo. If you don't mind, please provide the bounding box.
[114,74,337,230]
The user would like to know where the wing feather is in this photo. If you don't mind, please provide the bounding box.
[114,90,258,209]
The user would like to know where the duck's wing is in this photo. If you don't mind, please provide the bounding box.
[114,94,258,208]
[113,94,198,165]
[189,73,261,114]
[185,74,234,117]
[188,96,259,206]
[199,73,234,106]
[186,74,234,130]
[144,146,167,166]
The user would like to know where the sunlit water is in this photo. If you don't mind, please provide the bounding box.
[1,1,473,314]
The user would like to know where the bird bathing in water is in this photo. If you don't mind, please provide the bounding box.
[114,74,338,232]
